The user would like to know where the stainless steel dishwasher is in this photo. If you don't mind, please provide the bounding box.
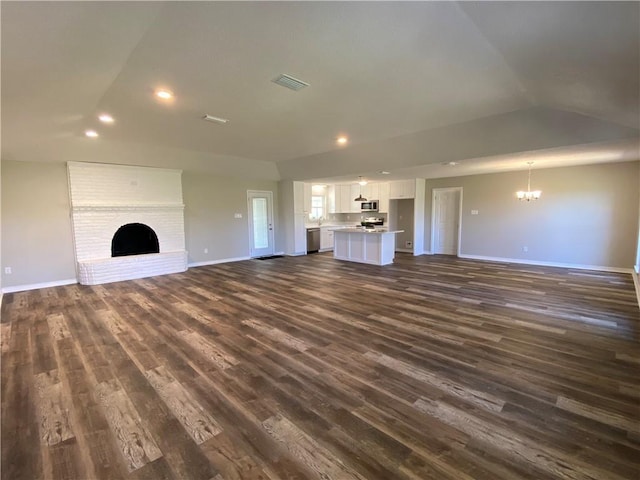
[306,227,320,254]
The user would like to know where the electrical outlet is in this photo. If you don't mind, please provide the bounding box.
[204,248,208,254]
[4,267,12,274]
[523,246,528,253]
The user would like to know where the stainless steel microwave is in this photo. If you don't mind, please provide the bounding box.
[361,200,379,212]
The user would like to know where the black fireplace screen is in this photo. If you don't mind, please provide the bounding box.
[111,223,159,257]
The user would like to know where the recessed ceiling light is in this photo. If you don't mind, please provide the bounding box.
[85,130,98,138]
[336,136,348,145]
[379,171,391,175]
[155,89,173,100]
[98,114,114,123]
[444,161,459,166]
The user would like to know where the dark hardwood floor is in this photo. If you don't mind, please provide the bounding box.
[2,253,639,480]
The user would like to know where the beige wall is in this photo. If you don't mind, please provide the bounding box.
[1,161,282,290]
[3,159,638,290]
[424,161,640,269]
[182,172,281,264]
[635,164,640,286]
[1,161,77,287]
[394,199,415,251]
[0,161,3,293]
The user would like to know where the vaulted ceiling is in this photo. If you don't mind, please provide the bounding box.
[2,1,638,182]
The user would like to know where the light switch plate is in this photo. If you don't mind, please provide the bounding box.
[471,210,479,215]
[234,213,242,218]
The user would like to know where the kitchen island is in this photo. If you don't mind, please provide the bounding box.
[332,228,404,266]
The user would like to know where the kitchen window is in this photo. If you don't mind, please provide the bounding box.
[311,195,324,219]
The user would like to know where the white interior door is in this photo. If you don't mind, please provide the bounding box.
[248,191,275,257]
[432,188,461,255]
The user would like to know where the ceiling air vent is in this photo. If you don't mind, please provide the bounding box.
[272,73,309,91]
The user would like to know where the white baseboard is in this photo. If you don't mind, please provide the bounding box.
[2,278,78,294]
[458,254,633,274]
[188,256,250,268]
[395,248,413,253]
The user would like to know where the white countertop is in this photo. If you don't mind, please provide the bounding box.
[305,223,355,229]
[333,228,403,234]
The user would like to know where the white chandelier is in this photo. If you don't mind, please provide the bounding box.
[516,162,542,201]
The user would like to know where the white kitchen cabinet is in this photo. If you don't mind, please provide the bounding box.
[294,213,307,254]
[366,183,379,202]
[320,227,335,251]
[282,180,308,256]
[293,181,305,214]
[332,183,385,213]
[336,185,345,213]
[360,183,370,201]
[336,184,353,213]
[350,184,362,212]
[333,229,402,265]
[378,182,390,213]
[327,185,336,214]
[389,179,415,199]
[303,182,312,217]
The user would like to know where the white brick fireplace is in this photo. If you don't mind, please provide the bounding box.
[67,162,188,285]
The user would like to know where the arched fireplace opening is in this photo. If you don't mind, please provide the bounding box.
[111,223,159,257]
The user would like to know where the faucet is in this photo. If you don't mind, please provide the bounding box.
[318,216,323,226]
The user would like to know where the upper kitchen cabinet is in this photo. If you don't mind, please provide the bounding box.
[327,182,390,213]
[363,183,379,202]
[350,184,362,212]
[303,183,312,217]
[293,181,305,214]
[378,182,390,213]
[333,184,359,213]
[333,184,346,213]
[389,179,416,199]
[327,185,336,214]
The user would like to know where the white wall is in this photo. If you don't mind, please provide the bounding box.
[424,161,640,270]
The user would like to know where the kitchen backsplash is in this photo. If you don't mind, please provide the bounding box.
[310,213,388,225]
